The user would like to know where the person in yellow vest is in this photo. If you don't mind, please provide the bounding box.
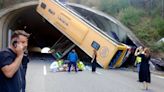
[134,46,144,82]
[134,46,144,72]
[77,60,85,71]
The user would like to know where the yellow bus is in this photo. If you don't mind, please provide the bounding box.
[36,0,129,69]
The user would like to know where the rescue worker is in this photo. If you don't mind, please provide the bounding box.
[67,49,78,72]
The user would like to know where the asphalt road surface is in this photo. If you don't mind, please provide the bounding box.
[26,59,164,92]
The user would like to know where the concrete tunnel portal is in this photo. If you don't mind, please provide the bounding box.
[0,2,94,63]
[0,1,141,66]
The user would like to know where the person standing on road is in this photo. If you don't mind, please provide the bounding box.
[91,49,97,72]
[0,30,30,92]
[67,49,78,72]
[134,46,144,82]
[139,48,151,90]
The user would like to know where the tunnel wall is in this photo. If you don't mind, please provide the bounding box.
[0,1,38,49]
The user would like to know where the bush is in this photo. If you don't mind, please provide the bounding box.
[151,42,164,52]
[118,6,144,26]
[100,0,129,16]
[152,16,164,37]
[131,17,160,46]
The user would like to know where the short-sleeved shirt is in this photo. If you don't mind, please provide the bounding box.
[0,48,22,92]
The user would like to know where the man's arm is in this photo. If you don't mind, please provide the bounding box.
[1,43,24,78]
[1,54,23,78]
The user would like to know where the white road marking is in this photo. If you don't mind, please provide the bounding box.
[43,65,47,76]
[154,75,164,79]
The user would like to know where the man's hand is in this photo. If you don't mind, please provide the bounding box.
[15,43,24,56]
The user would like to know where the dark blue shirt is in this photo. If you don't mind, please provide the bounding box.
[0,48,22,92]
[22,55,29,68]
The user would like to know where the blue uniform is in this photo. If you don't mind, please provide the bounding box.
[67,51,78,72]
[67,52,78,62]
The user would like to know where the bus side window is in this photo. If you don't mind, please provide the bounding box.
[91,41,100,50]
[109,50,123,68]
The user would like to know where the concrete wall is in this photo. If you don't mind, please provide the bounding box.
[0,1,38,49]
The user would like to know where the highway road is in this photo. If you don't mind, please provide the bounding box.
[26,59,164,92]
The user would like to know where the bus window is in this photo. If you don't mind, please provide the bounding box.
[109,50,123,68]
[91,41,100,50]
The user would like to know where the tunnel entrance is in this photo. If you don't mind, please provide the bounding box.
[10,6,61,49]
[8,5,91,63]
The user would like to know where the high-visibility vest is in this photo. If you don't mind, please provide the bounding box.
[136,56,142,63]
[77,61,85,70]
[58,60,64,67]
